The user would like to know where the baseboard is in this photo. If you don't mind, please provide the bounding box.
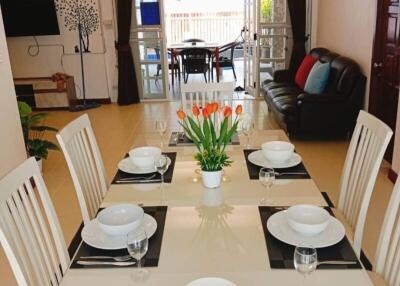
[389,168,398,183]
[75,98,111,105]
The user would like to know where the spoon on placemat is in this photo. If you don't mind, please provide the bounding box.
[77,261,136,266]
[273,171,308,176]
[79,255,133,262]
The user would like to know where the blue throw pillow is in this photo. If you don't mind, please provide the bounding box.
[304,61,330,94]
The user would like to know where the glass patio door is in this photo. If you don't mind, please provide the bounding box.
[243,0,259,96]
[130,0,170,101]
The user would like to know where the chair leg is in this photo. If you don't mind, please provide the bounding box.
[204,73,207,83]
[211,68,214,82]
[178,67,181,82]
[232,66,237,80]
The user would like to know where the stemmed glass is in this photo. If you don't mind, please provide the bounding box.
[241,119,254,149]
[127,226,148,278]
[155,120,167,147]
[259,167,275,205]
[294,243,318,286]
[155,154,169,191]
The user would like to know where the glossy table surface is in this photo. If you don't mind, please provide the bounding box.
[61,130,373,286]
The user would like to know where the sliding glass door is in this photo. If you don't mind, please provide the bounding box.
[130,0,170,101]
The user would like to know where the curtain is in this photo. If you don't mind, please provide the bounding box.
[287,0,307,76]
[116,0,140,105]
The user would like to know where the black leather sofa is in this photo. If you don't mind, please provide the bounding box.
[262,48,366,137]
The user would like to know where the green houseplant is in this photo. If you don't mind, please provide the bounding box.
[18,102,59,168]
[177,102,242,189]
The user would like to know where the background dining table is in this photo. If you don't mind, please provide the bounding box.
[60,130,374,286]
[168,42,224,85]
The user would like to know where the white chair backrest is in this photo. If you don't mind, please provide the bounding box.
[374,176,400,285]
[338,110,393,257]
[180,82,234,113]
[56,114,108,225]
[0,157,69,286]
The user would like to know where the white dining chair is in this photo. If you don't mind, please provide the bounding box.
[366,174,400,286]
[180,82,235,114]
[368,174,400,286]
[337,110,393,257]
[0,157,70,286]
[56,114,109,225]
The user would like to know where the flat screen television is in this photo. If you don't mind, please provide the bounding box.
[0,0,60,37]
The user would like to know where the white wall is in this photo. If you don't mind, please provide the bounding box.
[393,93,400,174]
[0,8,26,178]
[311,0,377,108]
[6,0,117,101]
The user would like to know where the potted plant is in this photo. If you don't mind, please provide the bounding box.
[18,101,59,170]
[177,102,242,189]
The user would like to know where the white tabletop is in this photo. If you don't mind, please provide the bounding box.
[60,130,373,286]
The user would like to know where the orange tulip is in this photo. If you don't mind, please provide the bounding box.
[212,102,219,113]
[223,106,232,118]
[235,105,243,115]
[192,105,200,117]
[202,108,210,118]
[206,103,214,114]
[177,109,186,120]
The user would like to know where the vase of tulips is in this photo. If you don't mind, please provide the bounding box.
[177,102,243,190]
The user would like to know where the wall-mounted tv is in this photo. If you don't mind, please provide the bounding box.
[0,0,60,37]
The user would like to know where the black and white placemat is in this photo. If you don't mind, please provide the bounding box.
[112,152,177,184]
[70,206,167,269]
[168,132,240,147]
[243,149,310,180]
[258,206,362,270]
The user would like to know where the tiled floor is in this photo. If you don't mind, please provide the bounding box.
[0,99,394,285]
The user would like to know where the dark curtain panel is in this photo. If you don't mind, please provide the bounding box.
[116,0,140,105]
[287,0,307,76]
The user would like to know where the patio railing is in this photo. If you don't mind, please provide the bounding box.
[165,12,244,44]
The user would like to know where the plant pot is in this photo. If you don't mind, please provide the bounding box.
[202,187,223,207]
[201,170,222,189]
[36,158,43,172]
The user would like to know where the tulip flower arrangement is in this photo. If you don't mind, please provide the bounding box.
[177,103,243,172]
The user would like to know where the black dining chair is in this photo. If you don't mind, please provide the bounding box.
[182,38,205,43]
[212,40,243,81]
[180,48,212,83]
[155,48,181,83]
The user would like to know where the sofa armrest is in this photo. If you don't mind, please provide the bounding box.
[273,69,293,83]
[297,93,347,104]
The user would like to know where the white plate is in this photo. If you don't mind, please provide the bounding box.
[248,150,302,169]
[186,277,236,286]
[118,157,171,174]
[81,214,157,250]
[267,211,345,248]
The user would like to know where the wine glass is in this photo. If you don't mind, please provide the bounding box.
[241,119,254,149]
[155,120,167,147]
[127,226,148,277]
[259,168,275,205]
[294,243,318,285]
[155,155,169,191]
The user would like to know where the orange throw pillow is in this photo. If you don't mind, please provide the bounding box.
[295,55,318,89]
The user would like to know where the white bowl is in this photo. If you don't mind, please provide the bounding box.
[287,205,330,236]
[261,141,294,163]
[97,204,144,236]
[129,146,161,170]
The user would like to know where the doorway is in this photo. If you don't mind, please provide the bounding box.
[369,0,400,162]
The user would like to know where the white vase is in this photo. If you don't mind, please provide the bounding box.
[201,170,222,189]
[202,187,223,207]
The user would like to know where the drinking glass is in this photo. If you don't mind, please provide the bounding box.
[259,168,275,205]
[242,119,254,149]
[294,243,318,285]
[127,226,148,276]
[155,120,167,147]
[155,154,169,191]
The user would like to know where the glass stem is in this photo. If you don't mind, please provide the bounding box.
[138,257,141,270]
[246,134,250,148]
[161,173,164,190]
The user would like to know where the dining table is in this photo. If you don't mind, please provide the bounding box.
[60,130,374,286]
[168,42,224,85]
